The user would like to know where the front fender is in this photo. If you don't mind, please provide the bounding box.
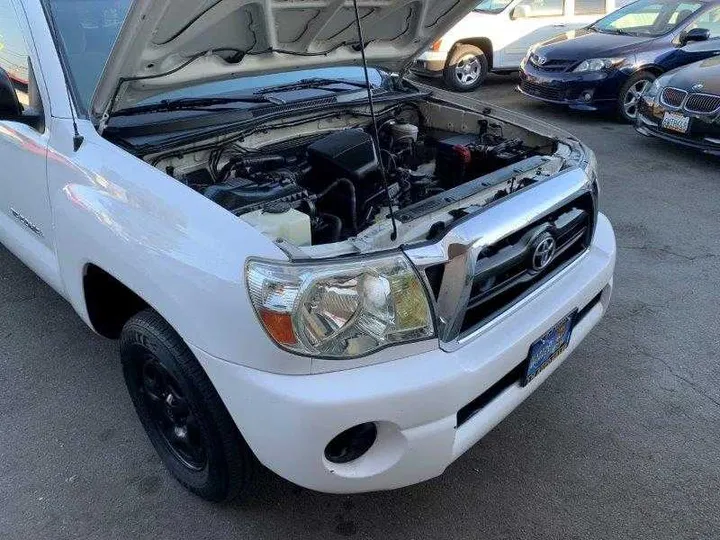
[47,118,312,374]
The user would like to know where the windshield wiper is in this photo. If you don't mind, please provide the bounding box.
[111,95,283,117]
[112,79,377,117]
[593,27,636,36]
[254,78,371,95]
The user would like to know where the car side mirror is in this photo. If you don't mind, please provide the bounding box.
[511,5,531,19]
[0,67,22,118]
[0,67,43,130]
[680,27,711,46]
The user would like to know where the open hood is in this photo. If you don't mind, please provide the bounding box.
[92,0,478,121]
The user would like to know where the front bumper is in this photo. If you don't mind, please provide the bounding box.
[411,51,448,77]
[196,214,616,494]
[518,63,627,111]
[636,100,720,156]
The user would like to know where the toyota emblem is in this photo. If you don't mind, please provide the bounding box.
[531,234,557,272]
[536,55,548,66]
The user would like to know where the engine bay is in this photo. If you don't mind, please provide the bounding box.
[149,103,558,248]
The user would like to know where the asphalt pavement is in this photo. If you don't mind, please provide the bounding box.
[1,73,719,540]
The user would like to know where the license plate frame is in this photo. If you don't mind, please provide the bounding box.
[661,111,691,134]
[523,311,577,386]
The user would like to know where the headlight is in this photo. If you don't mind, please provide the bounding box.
[573,58,625,73]
[566,140,600,198]
[582,146,600,202]
[644,78,663,99]
[246,254,435,359]
[584,146,599,185]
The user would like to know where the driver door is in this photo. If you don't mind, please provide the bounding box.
[0,0,57,288]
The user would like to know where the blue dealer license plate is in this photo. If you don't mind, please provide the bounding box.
[524,312,577,386]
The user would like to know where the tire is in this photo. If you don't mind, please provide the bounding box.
[121,309,255,502]
[443,44,489,92]
[617,71,656,123]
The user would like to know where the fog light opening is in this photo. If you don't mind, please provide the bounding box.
[324,423,378,464]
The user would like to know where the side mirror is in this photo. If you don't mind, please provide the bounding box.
[0,67,22,119]
[511,5,531,19]
[680,27,711,46]
[0,67,43,130]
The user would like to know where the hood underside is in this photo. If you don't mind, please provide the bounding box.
[92,0,477,119]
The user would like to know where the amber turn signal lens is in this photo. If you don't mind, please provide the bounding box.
[259,309,296,345]
[431,40,443,52]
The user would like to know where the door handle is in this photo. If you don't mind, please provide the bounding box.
[553,24,566,27]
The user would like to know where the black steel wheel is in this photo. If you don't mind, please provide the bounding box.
[136,355,208,470]
[121,309,255,501]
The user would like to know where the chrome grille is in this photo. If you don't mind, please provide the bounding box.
[685,93,720,114]
[461,199,592,333]
[405,170,596,351]
[660,87,687,108]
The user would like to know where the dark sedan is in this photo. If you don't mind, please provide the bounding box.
[636,56,720,154]
[518,0,720,122]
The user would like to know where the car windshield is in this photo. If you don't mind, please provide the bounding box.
[45,0,131,109]
[135,67,384,107]
[45,0,384,112]
[589,0,703,37]
[475,0,515,13]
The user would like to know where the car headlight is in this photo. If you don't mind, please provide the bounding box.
[565,140,600,199]
[573,58,625,73]
[584,146,599,185]
[582,146,600,203]
[644,78,663,99]
[246,254,435,359]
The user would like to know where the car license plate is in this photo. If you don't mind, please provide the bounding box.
[523,312,577,386]
[661,111,690,134]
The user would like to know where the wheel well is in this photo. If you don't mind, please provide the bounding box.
[453,38,494,69]
[637,65,663,77]
[83,264,148,339]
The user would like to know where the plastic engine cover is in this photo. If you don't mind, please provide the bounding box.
[307,129,379,182]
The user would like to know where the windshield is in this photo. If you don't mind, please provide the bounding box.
[590,0,703,37]
[475,0,515,13]
[46,0,131,109]
[46,0,385,112]
[137,67,384,105]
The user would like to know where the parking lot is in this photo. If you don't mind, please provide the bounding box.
[1,73,719,540]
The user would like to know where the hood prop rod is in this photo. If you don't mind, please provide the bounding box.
[352,0,399,242]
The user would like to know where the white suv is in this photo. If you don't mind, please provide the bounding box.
[414,0,621,91]
[1,0,615,501]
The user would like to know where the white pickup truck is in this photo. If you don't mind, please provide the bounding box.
[413,0,620,91]
[1,0,615,502]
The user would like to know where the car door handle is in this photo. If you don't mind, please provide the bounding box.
[552,24,566,27]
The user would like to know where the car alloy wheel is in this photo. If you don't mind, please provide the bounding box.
[623,79,652,120]
[454,54,482,87]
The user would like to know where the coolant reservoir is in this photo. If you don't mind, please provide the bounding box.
[240,204,312,246]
